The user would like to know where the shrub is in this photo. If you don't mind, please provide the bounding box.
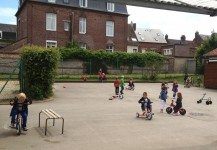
[21,45,60,100]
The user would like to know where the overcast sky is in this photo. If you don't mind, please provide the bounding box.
[1,1,217,40]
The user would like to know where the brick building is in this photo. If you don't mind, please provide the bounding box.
[0,23,16,49]
[14,0,128,52]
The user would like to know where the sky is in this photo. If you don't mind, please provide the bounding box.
[1,0,217,40]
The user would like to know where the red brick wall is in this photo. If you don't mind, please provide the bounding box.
[17,2,128,51]
[204,61,217,89]
[139,43,166,53]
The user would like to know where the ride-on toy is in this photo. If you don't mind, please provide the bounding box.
[109,93,123,100]
[136,102,153,120]
[197,93,212,105]
[125,86,135,91]
[166,100,186,115]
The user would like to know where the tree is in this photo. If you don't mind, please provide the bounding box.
[195,33,217,73]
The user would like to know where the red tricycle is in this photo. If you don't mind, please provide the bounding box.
[166,100,186,115]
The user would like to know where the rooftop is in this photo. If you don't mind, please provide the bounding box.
[0,23,17,33]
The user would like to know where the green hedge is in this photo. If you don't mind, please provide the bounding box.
[21,45,60,100]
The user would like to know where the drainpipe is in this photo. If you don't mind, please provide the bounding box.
[70,12,74,43]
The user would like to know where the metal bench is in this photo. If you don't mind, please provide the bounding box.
[39,109,64,136]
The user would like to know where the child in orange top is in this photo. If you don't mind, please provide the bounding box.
[114,77,120,95]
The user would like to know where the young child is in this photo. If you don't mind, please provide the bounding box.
[172,80,178,98]
[138,92,152,115]
[114,77,120,95]
[120,75,125,94]
[173,92,183,115]
[128,78,135,90]
[10,93,32,131]
[159,86,167,113]
[102,73,107,80]
[82,74,87,81]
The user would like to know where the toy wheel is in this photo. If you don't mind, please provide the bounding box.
[209,101,212,105]
[166,107,172,114]
[198,99,202,103]
[179,108,186,115]
[136,112,140,118]
[119,94,123,99]
[17,119,21,135]
[197,100,200,104]
[206,101,210,105]
[146,113,152,120]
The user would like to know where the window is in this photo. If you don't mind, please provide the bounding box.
[142,48,147,53]
[0,31,2,39]
[106,45,113,52]
[79,0,88,7]
[48,0,56,3]
[63,21,69,31]
[79,17,86,34]
[106,21,114,37]
[63,0,69,3]
[164,48,172,55]
[80,43,87,49]
[133,49,137,53]
[46,40,57,48]
[107,2,114,12]
[150,48,157,52]
[46,13,57,31]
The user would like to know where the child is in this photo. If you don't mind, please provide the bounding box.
[114,77,120,95]
[172,81,178,98]
[98,68,102,81]
[10,93,32,131]
[102,73,107,80]
[82,74,87,81]
[173,92,183,115]
[138,92,152,115]
[159,86,167,113]
[128,78,135,90]
[120,75,125,94]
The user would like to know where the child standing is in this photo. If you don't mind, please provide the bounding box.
[159,87,167,113]
[114,77,120,95]
[138,92,152,115]
[120,75,125,94]
[172,81,178,98]
[173,92,183,115]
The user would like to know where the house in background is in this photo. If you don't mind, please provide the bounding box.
[1,0,128,53]
[203,48,217,89]
[127,22,139,53]
[135,28,167,53]
[161,34,197,73]
[0,23,16,49]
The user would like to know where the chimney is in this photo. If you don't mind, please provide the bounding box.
[165,34,168,40]
[181,35,186,41]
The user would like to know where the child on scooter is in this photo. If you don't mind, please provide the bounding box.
[138,92,152,115]
[10,93,32,131]
[173,92,183,115]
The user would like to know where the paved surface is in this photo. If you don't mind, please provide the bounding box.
[0,83,217,150]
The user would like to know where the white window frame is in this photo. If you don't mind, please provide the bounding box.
[106,45,113,52]
[79,0,88,7]
[79,17,86,34]
[107,2,115,12]
[80,43,87,49]
[0,31,2,39]
[48,0,56,3]
[63,21,70,31]
[46,13,57,31]
[133,49,138,53]
[164,48,172,55]
[151,48,157,53]
[106,21,114,37]
[46,40,57,48]
[142,48,147,53]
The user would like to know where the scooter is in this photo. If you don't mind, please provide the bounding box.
[197,93,212,105]
[109,93,124,100]
[166,100,186,115]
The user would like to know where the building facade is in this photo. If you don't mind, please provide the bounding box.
[15,0,128,52]
[0,23,16,49]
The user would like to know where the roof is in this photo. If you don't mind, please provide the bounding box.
[102,0,217,16]
[199,34,209,40]
[0,23,17,33]
[17,0,128,15]
[204,48,217,57]
[135,28,167,43]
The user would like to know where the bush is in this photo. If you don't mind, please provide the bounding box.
[21,45,60,100]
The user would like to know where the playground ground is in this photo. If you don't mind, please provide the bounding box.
[0,82,217,150]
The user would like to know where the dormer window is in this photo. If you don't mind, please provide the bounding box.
[79,0,88,7]
[48,0,56,3]
[107,2,114,12]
